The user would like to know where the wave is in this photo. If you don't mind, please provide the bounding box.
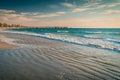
[106,38,120,44]
[1,30,120,53]
[57,30,69,33]
[44,33,120,52]
[85,31,103,34]
[83,35,102,39]
[85,31,120,34]
[83,35,120,44]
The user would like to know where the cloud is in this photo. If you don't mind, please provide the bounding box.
[88,11,97,14]
[82,1,120,12]
[101,10,120,14]
[1,8,119,28]
[34,11,66,18]
[20,11,66,18]
[107,3,120,7]
[0,9,15,14]
[56,12,66,14]
[61,2,74,8]
[72,8,88,13]
[35,18,120,28]
[0,10,36,26]
[0,13,33,21]
[84,2,99,8]
[87,0,102,4]
[0,13,23,21]
[21,12,40,16]
[95,3,120,9]
[0,9,66,26]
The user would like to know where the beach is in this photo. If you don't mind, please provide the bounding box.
[0,41,15,50]
[0,29,16,50]
[0,30,120,80]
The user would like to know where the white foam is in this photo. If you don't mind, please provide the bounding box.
[1,30,120,52]
[57,30,69,33]
[44,33,120,51]
[106,38,120,43]
[85,31,102,34]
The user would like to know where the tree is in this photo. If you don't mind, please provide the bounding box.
[0,23,2,27]
[0,22,24,28]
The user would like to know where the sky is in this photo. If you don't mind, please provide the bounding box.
[0,0,120,28]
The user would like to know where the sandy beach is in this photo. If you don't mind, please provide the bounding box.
[0,41,15,50]
[0,29,16,50]
[0,30,120,80]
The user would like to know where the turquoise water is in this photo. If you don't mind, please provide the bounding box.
[10,28,120,53]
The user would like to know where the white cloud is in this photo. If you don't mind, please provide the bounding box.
[36,18,120,28]
[101,10,120,14]
[0,10,36,26]
[34,11,66,18]
[88,12,97,14]
[0,10,66,26]
[0,9,15,14]
[91,2,120,10]
[87,0,102,4]
[56,12,66,14]
[21,12,40,16]
[84,2,100,8]
[34,14,58,18]
[61,2,74,8]
[82,1,120,12]
[107,3,120,7]
[0,13,23,20]
[0,9,66,26]
[1,8,119,28]
[72,8,88,13]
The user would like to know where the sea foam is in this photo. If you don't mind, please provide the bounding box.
[1,30,120,53]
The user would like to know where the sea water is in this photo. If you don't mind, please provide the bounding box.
[9,28,120,53]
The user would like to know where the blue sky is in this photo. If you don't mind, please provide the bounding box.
[0,0,120,27]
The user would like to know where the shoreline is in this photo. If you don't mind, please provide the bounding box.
[0,29,120,80]
[0,29,16,50]
[0,40,16,50]
[1,28,120,53]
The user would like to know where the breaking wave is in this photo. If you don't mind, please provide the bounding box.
[1,30,120,53]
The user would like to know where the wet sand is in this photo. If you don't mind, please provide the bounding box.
[0,31,120,80]
[0,34,16,50]
[0,41,15,50]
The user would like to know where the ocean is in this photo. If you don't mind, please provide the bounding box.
[10,28,120,53]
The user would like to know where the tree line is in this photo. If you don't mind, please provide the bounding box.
[0,22,69,28]
[0,23,24,28]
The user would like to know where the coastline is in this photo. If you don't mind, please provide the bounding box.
[0,29,120,80]
[0,40,16,50]
[0,28,16,50]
